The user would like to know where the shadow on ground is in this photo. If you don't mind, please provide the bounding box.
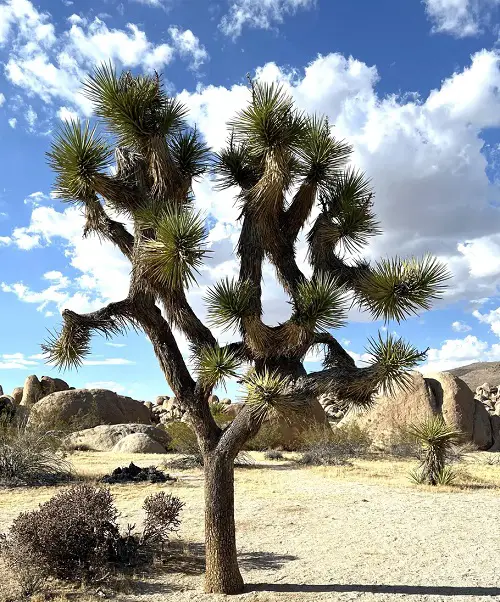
[162,542,297,576]
[248,583,500,596]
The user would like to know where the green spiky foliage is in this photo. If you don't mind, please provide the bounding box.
[366,333,428,396]
[196,344,242,390]
[44,66,452,596]
[138,208,209,289]
[408,416,462,486]
[81,63,187,150]
[42,307,131,370]
[316,169,381,254]
[297,116,352,190]
[356,255,450,323]
[205,278,255,333]
[242,369,303,422]
[47,120,112,202]
[292,274,348,331]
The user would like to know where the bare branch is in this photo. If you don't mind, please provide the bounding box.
[312,332,356,369]
[83,197,134,259]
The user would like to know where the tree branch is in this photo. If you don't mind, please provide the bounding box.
[312,332,356,369]
[83,197,134,260]
[283,181,317,241]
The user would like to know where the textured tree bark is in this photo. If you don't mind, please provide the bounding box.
[204,452,244,594]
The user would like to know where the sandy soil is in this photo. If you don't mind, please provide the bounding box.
[1,452,500,602]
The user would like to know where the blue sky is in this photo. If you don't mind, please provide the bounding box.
[2,0,500,402]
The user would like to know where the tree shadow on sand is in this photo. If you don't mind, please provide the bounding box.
[248,583,500,596]
[160,542,297,576]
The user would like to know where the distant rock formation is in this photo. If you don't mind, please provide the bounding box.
[447,362,500,392]
[340,371,493,451]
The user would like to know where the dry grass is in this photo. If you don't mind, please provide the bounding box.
[2,450,500,601]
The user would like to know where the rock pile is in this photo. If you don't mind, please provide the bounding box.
[151,395,185,424]
[0,375,72,423]
[150,394,234,424]
[475,383,500,416]
[101,462,175,484]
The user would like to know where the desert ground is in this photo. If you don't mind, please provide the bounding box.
[2,452,500,602]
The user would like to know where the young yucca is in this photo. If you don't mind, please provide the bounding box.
[407,416,462,486]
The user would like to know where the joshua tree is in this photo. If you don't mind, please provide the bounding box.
[45,65,449,594]
[408,416,462,485]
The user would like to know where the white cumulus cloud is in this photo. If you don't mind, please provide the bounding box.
[422,335,500,372]
[424,0,500,37]
[452,320,472,332]
[2,1,207,119]
[220,0,316,39]
[0,352,39,370]
[169,27,208,70]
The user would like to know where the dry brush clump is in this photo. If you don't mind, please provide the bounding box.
[264,449,284,460]
[0,425,72,487]
[0,484,183,597]
[298,424,372,466]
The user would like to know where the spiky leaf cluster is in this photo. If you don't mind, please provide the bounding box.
[170,129,211,180]
[205,278,255,332]
[319,169,381,253]
[293,274,348,331]
[42,309,129,370]
[82,63,187,149]
[214,137,260,190]
[297,116,352,189]
[357,256,451,323]
[407,416,462,451]
[138,209,208,289]
[242,369,305,422]
[47,120,112,202]
[229,82,305,159]
[196,344,242,390]
[366,333,428,396]
[408,416,462,486]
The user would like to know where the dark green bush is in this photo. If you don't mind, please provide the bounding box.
[244,422,286,451]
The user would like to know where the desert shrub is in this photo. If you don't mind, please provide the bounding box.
[407,416,463,486]
[264,449,284,460]
[299,441,352,466]
[244,422,285,451]
[386,425,421,458]
[142,492,184,546]
[209,400,230,424]
[298,424,371,466]
[165,451,253,470]
[0,428,72,486]
[0,484,183,590]
[482,454,500,466]
[163,421,204,469]
[164,421,200,454]
[165,453,204,470]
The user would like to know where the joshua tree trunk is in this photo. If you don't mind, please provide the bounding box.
[204,452,244,594]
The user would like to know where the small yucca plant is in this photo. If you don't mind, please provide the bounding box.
[407,416,462,486]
